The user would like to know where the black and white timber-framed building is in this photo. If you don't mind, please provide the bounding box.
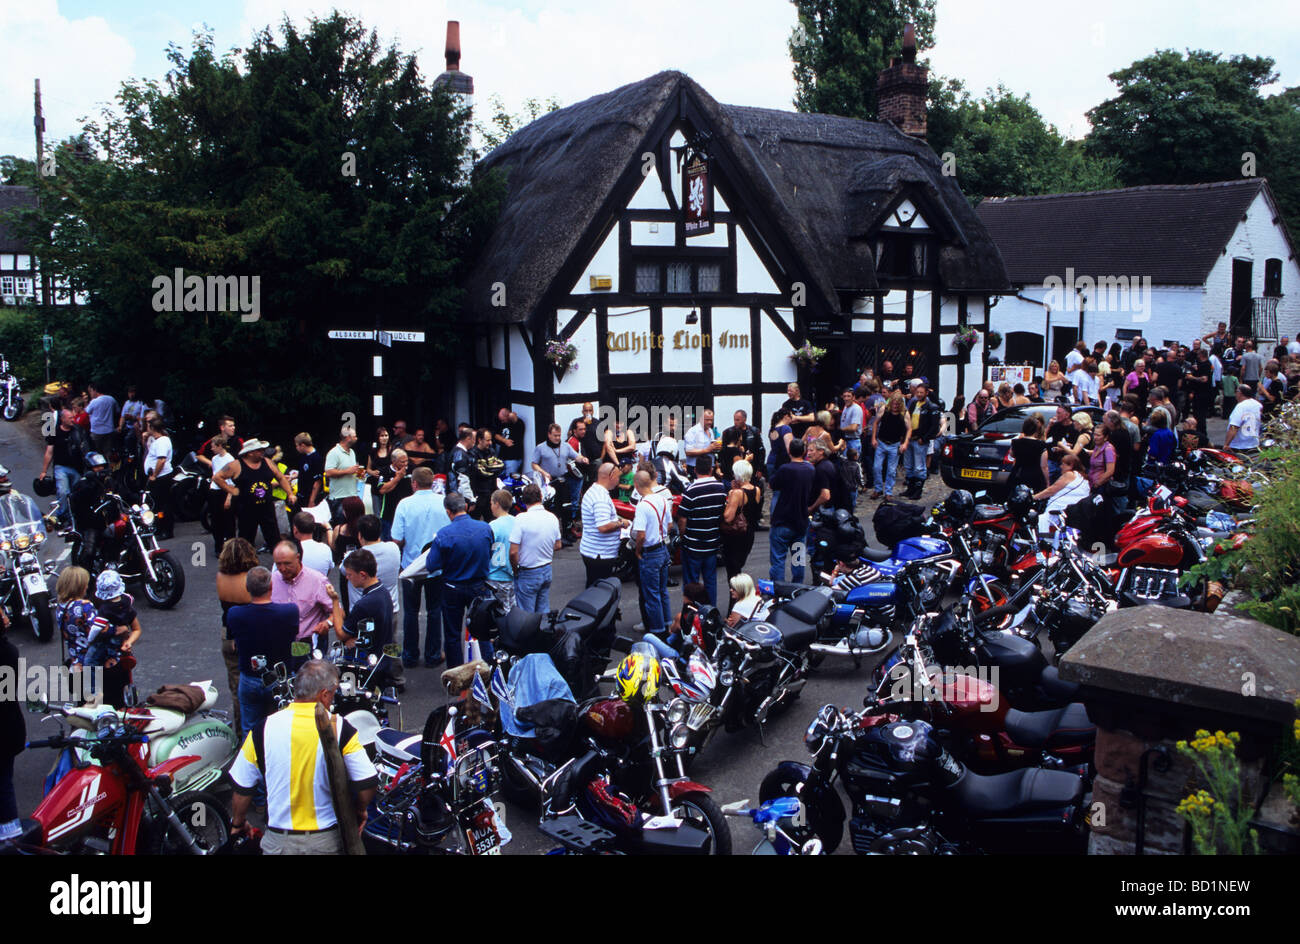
[459,64,1010,446]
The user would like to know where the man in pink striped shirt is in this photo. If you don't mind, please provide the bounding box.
[270,541,341,662]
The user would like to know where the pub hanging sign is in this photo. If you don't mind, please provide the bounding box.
[683,151,714,237]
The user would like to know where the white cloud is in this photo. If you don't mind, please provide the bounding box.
[0,0,136,160]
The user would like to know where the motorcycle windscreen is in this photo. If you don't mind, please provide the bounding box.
[0,491,47,545]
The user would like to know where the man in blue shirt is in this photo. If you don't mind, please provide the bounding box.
[425,492,494,669]
[768,439,815,583]
[392,467,451,669]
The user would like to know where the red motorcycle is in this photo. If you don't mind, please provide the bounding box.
[868,631,1095,776]
[611,493,683,580]
[6,705,229,854]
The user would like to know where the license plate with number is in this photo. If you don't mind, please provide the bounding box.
[961,469,993,480]
[467,809,501,855]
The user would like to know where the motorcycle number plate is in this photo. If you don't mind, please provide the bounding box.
[467,810,501,855]
[23,573,46,595]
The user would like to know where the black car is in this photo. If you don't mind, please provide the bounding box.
[940,403,1104,495]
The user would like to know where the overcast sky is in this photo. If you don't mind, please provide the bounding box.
[2,0,1298,161]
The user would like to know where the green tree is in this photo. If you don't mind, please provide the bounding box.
[929,82,1121,203]
[789,0,936,120]
[3,13,502,439]
[474,93,562,154]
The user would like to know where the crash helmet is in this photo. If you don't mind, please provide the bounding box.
[615,642,660,705]
[656,436,678,457]
[84,452,108,473]
[1006,484,1034,519]
[943,489,975,524]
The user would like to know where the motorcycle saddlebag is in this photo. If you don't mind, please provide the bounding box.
[515,698,580,758]
[496,608,554,654]
[872,501,928,548]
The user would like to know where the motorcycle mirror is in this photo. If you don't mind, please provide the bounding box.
[25,695,49,714]
[123,685,140,708]
[382,643,402,659]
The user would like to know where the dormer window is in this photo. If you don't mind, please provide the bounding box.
[873,234,931,278]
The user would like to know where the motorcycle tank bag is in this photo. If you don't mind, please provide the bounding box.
[872,501,929,548]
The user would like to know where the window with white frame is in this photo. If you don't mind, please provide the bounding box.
[0,276,14,296]
[14,277,33,296]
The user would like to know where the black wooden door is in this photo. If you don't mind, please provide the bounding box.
[1051,326,1078,369]
[1230,259,1253,338]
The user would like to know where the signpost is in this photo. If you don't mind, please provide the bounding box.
[42,333,52,385]
[326,329,426,415]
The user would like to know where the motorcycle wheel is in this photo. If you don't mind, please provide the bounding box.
[27,590,53,642]
[2,396,22,421]
[671,792,732,856]
[199,501,213,534]
[143,789,230,854]
[175,483,204,522]
[143,551,186,608]
[759,768,842,854]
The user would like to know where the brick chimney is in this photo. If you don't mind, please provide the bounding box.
[876,23,927,140]
[434,20,474,97]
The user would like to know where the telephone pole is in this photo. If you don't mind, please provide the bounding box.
[34,78,53,306]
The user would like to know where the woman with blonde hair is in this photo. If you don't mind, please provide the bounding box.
[871,391,910,498]
[1042,360,1066,401]
[55,566,101,697]
[1068,412,1094,461]
[725,574,770,626]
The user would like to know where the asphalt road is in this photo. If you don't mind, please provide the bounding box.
[0,408,1231,855]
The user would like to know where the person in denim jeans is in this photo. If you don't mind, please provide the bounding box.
[767,440,815,583]
[633,468,673,631]
[40,409,88,525]
[425,492,494,668]
[872,391,910,499]
[510,484,562,613]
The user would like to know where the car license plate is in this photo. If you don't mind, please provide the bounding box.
[961,469,993,480]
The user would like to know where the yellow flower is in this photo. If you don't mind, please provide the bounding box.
[1196,729,1211,739]
[1176,740,1189,751]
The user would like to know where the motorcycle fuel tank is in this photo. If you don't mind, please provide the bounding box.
[581,697,636,744]
[1117,532,1184,569]
[893,537,951,563]
[844,581,898,607]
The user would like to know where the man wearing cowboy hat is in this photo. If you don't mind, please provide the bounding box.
[216,438,294,551]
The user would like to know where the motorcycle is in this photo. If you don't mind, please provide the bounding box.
[0,481,55,640]
[659,587,836,747]
[757,698,1089,855]
[365,703,510,855]
[36,682,239,796]
[526,644,730,855]
[0,357,22,421]
[61,489,186,609]
[169,451,211,524]
[318,628,404,738]
[6,703,230,854]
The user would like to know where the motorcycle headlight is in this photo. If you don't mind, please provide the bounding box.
[666,698,689,726]
[139,509,155,526]
[131,504,142,513]
[13,534,28,549]
[0,541,10,551]
[669,723,690,750]
[32,532,43,544]
[719,668,735,688]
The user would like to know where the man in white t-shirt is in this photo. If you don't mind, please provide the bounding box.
[325,426,363,510]
[509,483,562,614]
[1065,342,1086,372]
[357,514,401,616]
[1225,384,1263,452]
[291,511,334,577]
[682,409,719,477]
[1286,336,1300,357]
[1068,364,1091,405]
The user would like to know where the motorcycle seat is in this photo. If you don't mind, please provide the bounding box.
[130,707,187,736]
[497,609,553,654]
[772,581,805,599]
[767,589,832,650]
[948,766,1084,818]
[374,728,423,765]
[1038,666,1081,703]
[1004,703,1095,750]
[860,545,893,563]
[565,579,620,623]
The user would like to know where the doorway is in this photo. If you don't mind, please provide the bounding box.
[1230,259,1253,338]
[1050,326,1078,369]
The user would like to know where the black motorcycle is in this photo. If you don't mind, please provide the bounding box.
[365,703,509,855]
[62,490,185,609]
[169,452,211,525]
[0,357,22,422]
[758,702,1089,855]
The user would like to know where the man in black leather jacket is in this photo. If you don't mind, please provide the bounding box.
[69,453,117,570]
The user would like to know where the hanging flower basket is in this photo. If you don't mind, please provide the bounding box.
[791,341,828,368]
[985,329,1003,349]
[953,325,980,351]
[544,338,578,374]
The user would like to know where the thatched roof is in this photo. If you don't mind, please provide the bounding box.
[977,179,1294,286]
[465,71,1009,324]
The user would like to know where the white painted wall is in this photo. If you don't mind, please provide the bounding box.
[736,225,782,294]
[606,307,653,374]
[510,326,534,393]
[554,312,599,395]
[1203,190,1300,339]
[570,224,619,295]
[760,309,797,382]
[513,402,536,458]
[911,290,934,333]
[713,395,750,427]
[629,220,675,246]
[711,307,751,384]
[761,393,787,429]
[627,169,671,211]
[662,307,703,373]
[490,324,505,370]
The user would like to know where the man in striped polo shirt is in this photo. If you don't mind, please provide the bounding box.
[675,454,729,606]
[228,659,377,854]
[579,462,630,587]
